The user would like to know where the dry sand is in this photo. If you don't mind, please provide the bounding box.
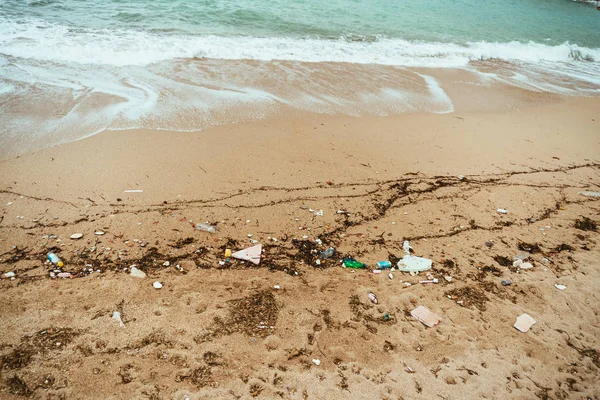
[0,96,599,399]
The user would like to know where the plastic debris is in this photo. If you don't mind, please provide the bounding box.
[153,281,163,289]
[57,272,72,279]
[315,210,323,217]
[273,285,281,290]
[376,261,392,269]
[501,279,513,286]
[368,293,378,304]
[419,278,438,284]
[497,208,508,214]
[163,261,170,267]
[554,284,567,290]
[312,359,321,366]
[124,189,143,193]
[520,262,534,270]
[95,231,105,236]
[70,233,83,240]
[224,249,232,258]
[47,252,64,267]
[195,223,216,233]
[130,266,146,278]
[3,271,15,278]
[396,241,432,273]
[579,191,600,197]
[320,247,335,259]
[388,273,393,280]
[372,270,381,274]
[232,244,262,265]
[343,258,366,269]
[411,306,441,328]
[112,311,125,327]
[514,313,536,333]
[444,276,453,282]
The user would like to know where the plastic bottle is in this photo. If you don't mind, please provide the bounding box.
[47,252,64,267]
[320,247,335,259]
[343,257,366,269]
[376,261,392,269]
[195,223,216,233]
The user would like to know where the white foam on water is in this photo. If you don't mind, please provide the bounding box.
[1,17,599,70]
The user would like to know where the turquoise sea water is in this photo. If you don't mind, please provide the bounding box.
[2,0,599,46]
[0,0,599,157]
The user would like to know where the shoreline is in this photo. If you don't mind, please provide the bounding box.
[0,95,599,399]
[2,58,597,161]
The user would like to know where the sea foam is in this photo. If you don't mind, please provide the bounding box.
[1,17,599,68]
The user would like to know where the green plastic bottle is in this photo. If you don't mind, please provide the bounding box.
[343,257,366,269]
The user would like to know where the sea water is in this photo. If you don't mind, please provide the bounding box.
[0,0,599,156]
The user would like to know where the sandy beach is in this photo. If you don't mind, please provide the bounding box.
[0,95,599,399]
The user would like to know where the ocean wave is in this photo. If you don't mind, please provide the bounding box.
[0,17,599,67]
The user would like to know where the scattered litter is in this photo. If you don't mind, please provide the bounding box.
[130,267,146,278]
[163,261,170,267]
[554,284,567,290]
[195,223,216,233]
[343,257,366,269]
[501,279,513,286]
[458,175,465,180]
[388,273,393,280]
[3,271,15,278]
[411,306,441,328]
[444,276,453,282]
[514,313,536,333]
[112,311,125,327]
[57,272,72,279]
[376,261,392,269]
[520,262,534,270]
[273,285,281,290]
[368,293,378,304]
[70,233,83,240]
[419,278,439,284]
[153,281,163,289]
[315,210,324,217]
[6,202,12,206]
[336,210,345,214]
[497,208,508,214]
[513,259,522,268]
[224,249,232,258]
[124,189,143,193]
[372,270,381,274]
[315,259,321,265]
[47,253,64,267]
[232,244,262,265]
[320,247,335,259]
[218,261,226,266]
[397,241,432,272]
[312,359,321,366]
[95,231,104,236]
[579,191,600,197]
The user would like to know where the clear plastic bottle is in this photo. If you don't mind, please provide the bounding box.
[320,247,335,259]
[47,252,64,267]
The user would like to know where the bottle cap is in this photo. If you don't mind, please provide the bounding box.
[57,261,64,267]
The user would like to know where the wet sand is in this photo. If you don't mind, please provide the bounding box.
[0,96,599,399]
